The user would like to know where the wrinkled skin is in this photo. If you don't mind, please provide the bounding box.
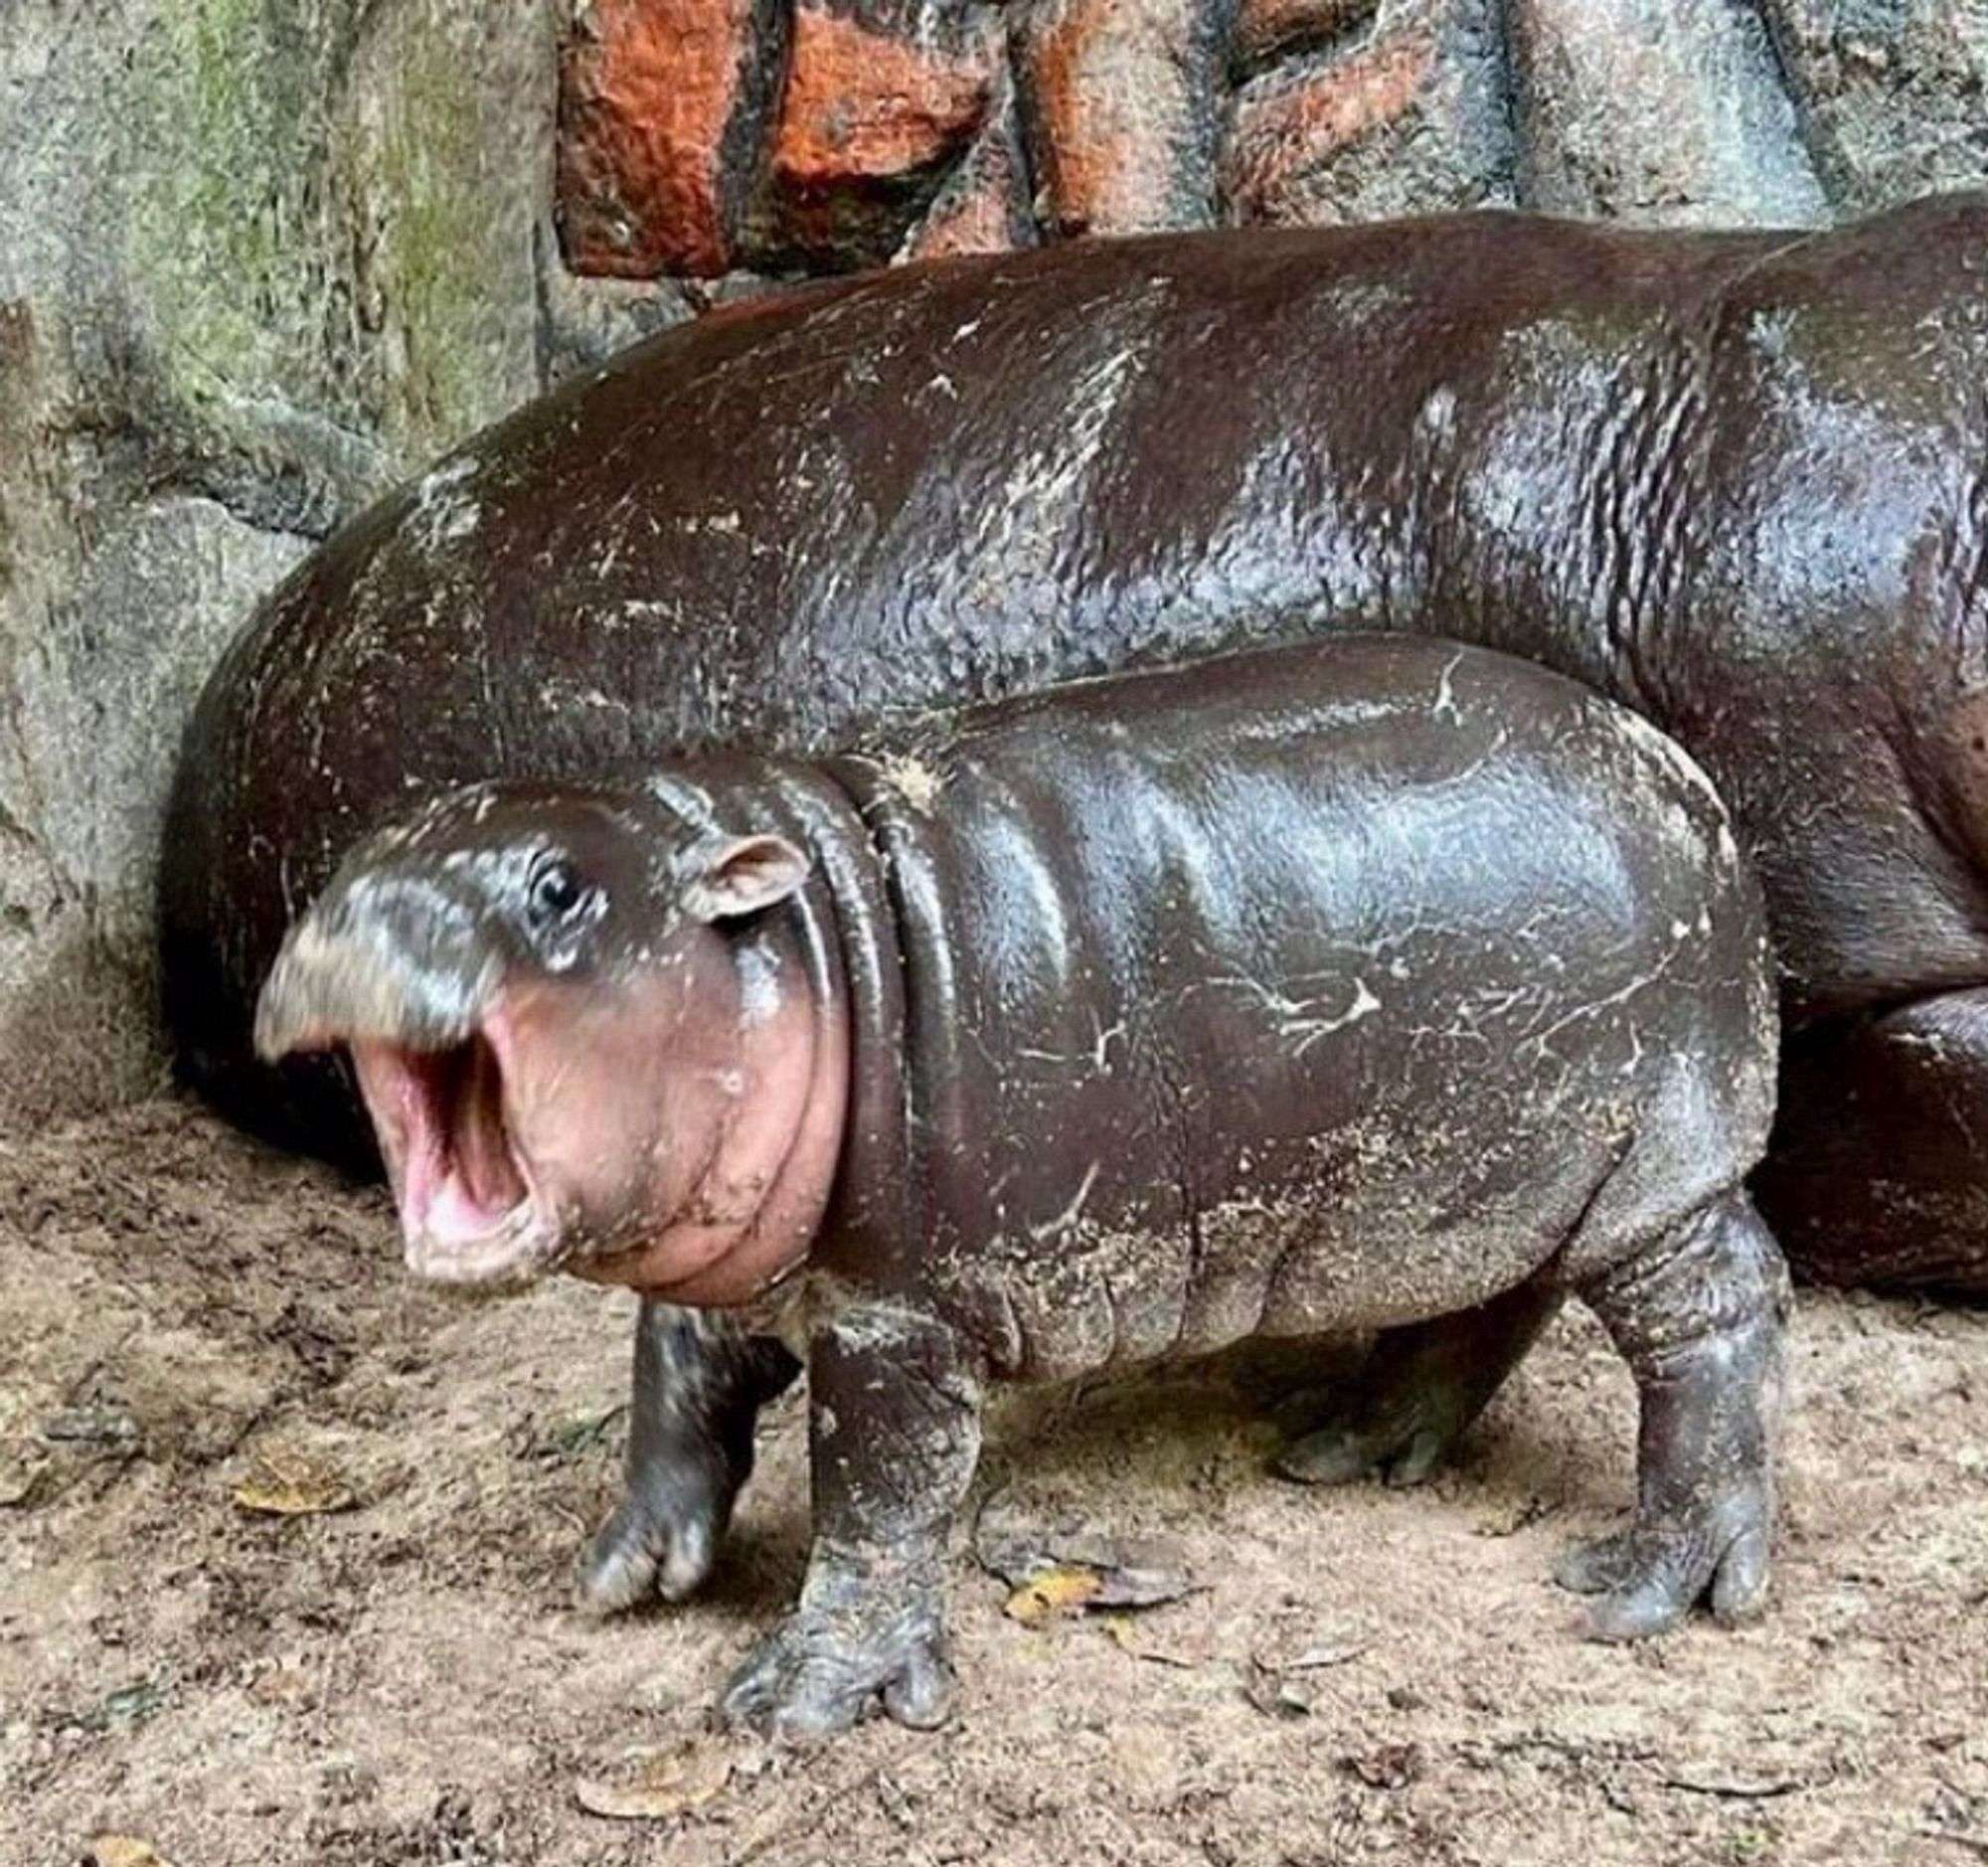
[257,639,1790,1735]
[164,194,1988,1626]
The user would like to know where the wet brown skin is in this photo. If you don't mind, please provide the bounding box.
[257,638,1789,1737]
[165,191,1988,1297]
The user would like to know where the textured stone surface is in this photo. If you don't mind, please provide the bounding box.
[1225,0,1515,225]
[535,220,701,382]
[0,0,559,1126]
[1232,0,1374,74]
[898,67,1039,260]
[1015,0,1231,236]
[557,0,1988,269]
[1510,0,1829,224]
[1762,0,1988,213]
[757,0,1005,265]
[557,0,786,276]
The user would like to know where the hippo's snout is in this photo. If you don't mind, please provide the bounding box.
[253,867,570,1288]
[253,873,505,1063]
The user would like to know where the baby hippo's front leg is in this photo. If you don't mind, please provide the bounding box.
[720,1303,984,1740]
[579,1304,799,1612]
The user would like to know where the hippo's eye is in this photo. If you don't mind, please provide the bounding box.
[528,857,584,925]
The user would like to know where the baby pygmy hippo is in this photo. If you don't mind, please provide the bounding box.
[256,635,1789,1738]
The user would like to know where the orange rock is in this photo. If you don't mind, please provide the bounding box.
[772,5,1000,187]
[898,71,1037,261]
[557,0,782,278]
[1221,22,1435,223]
[1233,0,1376,74]
[1019,0,1226,237]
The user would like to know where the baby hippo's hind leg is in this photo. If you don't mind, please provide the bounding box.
[1277,1278,1564,1487]
[1560,1189,1789,1640]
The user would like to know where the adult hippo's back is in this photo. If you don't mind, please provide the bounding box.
[164,190,1988,1293]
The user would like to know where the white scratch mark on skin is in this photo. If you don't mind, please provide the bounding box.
[1213,973,1384,1057]
[1418,382,1458,440]
[1031,1161,1102,1243]
[1015,1013,1127,1075]
[1016,345,1139,507]
[411,455,481,551]
[879,755,944,811]
[1607,706,1734,868]
[1522,939,1686,1067]
[1432,651,1465,725]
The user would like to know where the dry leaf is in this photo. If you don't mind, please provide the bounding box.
[231,1447,355,1517]
[247,1661,317,1711]
[1472,1493,1557,1538]
[1252,1621,1370,1674]
[0,1452,49,1507]
[1345,1742,1423,1789]
[974,1496,1196,1612]
[576,1741,734,1820]
[89,1839,177,1867]
[1243,1657,1319,1720]
[1004,1567,1104,1627]
[84,1676,169,1733]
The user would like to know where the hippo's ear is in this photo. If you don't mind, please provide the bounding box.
[680,833,812,922]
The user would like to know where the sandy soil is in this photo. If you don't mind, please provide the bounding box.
[2,1100,1984,1867]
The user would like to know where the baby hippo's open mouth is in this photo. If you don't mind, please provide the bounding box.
[349,1029,566,1287]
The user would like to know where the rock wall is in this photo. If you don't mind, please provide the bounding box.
[3,0,1987,1129]
[0,0,679,1126]
[557,0,1988,275]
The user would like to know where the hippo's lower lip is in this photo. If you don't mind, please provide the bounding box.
[350,1031,566,1287]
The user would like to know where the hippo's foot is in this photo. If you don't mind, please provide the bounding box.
[576,1304,799,1615]
[1554,1484,1773,1639]
[718,1546,953,1740]
[1568,1188,1788,1641]
[1277,1279,1564,1488]
[577,1450,736,1612]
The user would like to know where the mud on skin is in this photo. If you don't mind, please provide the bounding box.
[257,638,1792,1738]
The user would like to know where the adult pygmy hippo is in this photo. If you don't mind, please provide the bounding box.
[256,639,1789,1737]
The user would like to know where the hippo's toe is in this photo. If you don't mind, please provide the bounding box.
[575,1472,726,1614]
[1556,1480,1774,1641]
[1276,1283,1564,1489]
[718,1606,954,1740]
[1277,1410,1453,1488]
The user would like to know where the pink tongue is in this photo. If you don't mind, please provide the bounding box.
[427,1040,527,1242]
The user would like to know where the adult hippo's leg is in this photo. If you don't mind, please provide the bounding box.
[577,1303,799,1613]
[1557,1188,1790,1639]
[1276,1278,1565,1487]
[1753,991,1988,1296]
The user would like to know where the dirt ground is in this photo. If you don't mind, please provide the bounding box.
[2,1101,1984,1867]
